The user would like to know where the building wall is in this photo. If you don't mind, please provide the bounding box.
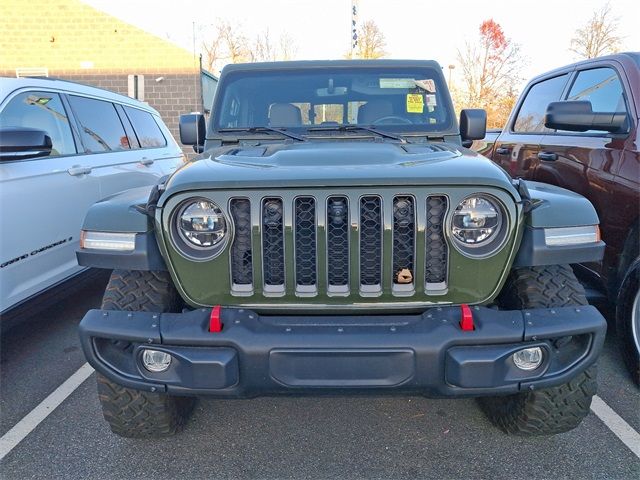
[0,0,204,157]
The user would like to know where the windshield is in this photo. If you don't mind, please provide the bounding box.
[213,66,454,136]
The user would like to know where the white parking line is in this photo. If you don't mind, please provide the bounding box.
[0,362,94,461]
[0,363,639,462]
[591,395,640,459]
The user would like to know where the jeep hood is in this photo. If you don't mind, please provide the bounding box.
[160,142,518,203]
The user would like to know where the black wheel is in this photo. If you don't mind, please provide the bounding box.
[479,265,597,436]
[616,259,640,385]
[96,270,195,438]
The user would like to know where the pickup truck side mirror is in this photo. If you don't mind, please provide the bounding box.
[0,127,53,161]
[179,113,206,153]
[459,109,487,147]
[544,101,627,133]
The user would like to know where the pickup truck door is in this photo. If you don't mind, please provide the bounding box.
[491,73,571,180]
[534,65,634,274]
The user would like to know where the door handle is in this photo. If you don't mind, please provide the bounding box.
[495,147,510,155]
[537,152,558,161]
[67,166,92,176]
[139,158,154,166]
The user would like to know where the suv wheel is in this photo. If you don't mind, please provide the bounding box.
[96,270,195,437]
[478,265,597,435]
[616,259,640,385]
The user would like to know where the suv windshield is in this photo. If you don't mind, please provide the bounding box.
[213,66,453,136]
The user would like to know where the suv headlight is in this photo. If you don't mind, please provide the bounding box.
[450,194,508,258]
[172,198,228,260]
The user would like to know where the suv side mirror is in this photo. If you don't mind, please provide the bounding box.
[459,109,487,147]
[0,127,53,161]
[545,101,627,133]
[179,113,206,152]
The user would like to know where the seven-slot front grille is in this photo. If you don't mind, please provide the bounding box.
[228,193,449,297]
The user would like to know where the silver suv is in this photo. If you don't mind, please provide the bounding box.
[0,77,184,318]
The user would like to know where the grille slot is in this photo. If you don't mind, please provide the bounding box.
[261,198,285,292]
[425,195,448,291]
[359,196,383,293]
[229,199,253,292]
[294,197,317,293]
[392,196,415,289]
[326,196,350,293]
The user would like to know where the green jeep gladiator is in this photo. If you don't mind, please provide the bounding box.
[78,60,607,438]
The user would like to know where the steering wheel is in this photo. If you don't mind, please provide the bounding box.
[372,115,413,125]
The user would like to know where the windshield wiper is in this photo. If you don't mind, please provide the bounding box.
[218,126,307,142]
[306,125,407,143]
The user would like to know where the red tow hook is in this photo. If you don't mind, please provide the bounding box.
[459,304,474,331]
[209,305,223,332]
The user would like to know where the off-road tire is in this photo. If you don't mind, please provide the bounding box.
[96,270,195,438]
[616,259,640,385]
[479,265,597,436]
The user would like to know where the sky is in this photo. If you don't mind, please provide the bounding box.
[84,0,639,89]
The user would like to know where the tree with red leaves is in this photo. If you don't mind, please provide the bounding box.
[455,19,525,129]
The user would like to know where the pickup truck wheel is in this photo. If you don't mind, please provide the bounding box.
[96,270,195,438]
[479,265,597,435]
[616,259,640,385]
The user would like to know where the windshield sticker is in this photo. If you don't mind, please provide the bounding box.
[425,94,437,107]
[379,78,416,89]
[406,94,424,113]
[415,79,436,93]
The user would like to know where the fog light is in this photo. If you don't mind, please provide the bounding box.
[512,347,543,371]
[142,349,172,373]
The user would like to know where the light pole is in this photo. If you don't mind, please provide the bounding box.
[448,64,455,85]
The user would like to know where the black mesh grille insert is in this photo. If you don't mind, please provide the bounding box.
[229,198,252,285]
[392,196,415,284]
[327,196,349,286]
[294,197,316,286]
[425,196,448,285]
[262,198,285,286]
[360,196,382,286]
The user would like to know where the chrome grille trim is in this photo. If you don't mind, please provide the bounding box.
[229,198,253,296]
[261,197,285,296]
[294,196,318,297]
[326,196,350,296]
[425,195,449,293]
[359,195,383,296]
[392,195,416,296]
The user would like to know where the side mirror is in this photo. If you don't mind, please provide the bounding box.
[544,101,627,133]
[0,127,53,161]
[459,109,487,147]
[179,113,206,152]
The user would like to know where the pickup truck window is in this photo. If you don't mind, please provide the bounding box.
[0,91,76,158]
[513,74,569,133]
[214,67,452,134]
[567,68,627,114]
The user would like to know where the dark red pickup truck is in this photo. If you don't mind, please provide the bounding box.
[475,52,639,383]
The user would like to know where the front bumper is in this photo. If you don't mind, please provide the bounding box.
[79,305,606,397]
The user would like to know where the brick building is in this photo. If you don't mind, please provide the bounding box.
[0,0,217,156]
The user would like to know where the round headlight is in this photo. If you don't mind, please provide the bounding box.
[172,199,228,259]
[451,195,507,257]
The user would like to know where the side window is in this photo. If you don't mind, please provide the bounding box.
[513,74,569,133]
[567,67,627,113]
[123,106,167,148]
[68,95,130,152]
[0,91,76,157]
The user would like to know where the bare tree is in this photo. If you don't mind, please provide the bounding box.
[202,22,298,73]
[570,2,622,59]
[353,20,386,59]
[455,19,525,128]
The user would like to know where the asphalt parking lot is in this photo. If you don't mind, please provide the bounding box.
[1,274,639,479]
